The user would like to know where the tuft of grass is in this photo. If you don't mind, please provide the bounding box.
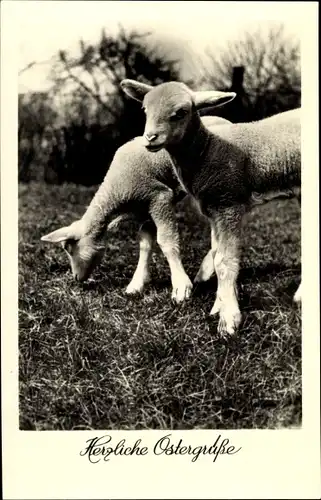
[19,182,301,430]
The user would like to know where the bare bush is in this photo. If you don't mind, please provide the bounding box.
[19,26,182,184]
[203,24,301,119]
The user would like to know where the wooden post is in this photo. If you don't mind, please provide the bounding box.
[231,66,245,92]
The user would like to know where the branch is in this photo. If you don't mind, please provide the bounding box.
[19,62,36,75]
[61,61,118,119]
[19,57,57,76]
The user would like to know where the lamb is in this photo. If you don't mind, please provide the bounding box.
[41,115,232,303]
[120,79,301,335]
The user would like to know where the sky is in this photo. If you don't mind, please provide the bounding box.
[13,1,305,92]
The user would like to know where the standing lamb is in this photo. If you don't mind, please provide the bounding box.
[120,79,301,335]
[41,115,232,302]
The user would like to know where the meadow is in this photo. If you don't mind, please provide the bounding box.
[19,182,301,430]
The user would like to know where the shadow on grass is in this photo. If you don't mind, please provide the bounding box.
[71,260,302,325]
[240,262,301,283]
[19,185,301,430]
[192,261,300,297]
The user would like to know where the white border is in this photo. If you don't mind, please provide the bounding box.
[1,2,320,499]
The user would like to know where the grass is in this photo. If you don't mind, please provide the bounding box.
[19,182,301,430]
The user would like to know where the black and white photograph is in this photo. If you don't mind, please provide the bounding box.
[1,1,320,498]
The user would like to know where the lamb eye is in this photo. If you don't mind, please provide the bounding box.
[170,109,187,121]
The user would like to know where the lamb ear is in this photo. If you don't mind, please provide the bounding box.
[193,90,236,111]
[120,79,153,102]
[40,225,80,244]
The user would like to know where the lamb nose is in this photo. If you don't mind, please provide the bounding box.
[144,132,158,143]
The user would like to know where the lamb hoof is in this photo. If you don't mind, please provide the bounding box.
[217,317,237,336]
[125,282,145,295]
[194,254,215,283]
[293,284,302,304]
[210,299,241,336]
[194,268,214,284]
[171,277,193,303]
[210,297,221,316]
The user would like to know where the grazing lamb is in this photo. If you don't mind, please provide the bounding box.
[41,115,232,303]
[120,79,301,335]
